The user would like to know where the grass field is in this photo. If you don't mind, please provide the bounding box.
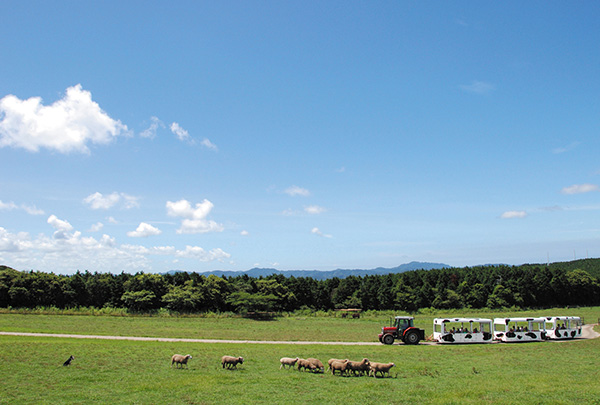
[1,308,599,404]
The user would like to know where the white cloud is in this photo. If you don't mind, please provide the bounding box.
[0,84,127,153]
[201,138,218,151]
[500,211,528,219]
[305,205,326,214]
[47,215,74,232]
[0,201,18,210]
[127,222,162,237]
[285,186,311,197]
[561,184,599,195]
[166,199,224,234]
[89,222,104,232]
[170,122,191,143]
[240,230,249,236]
[459,80,495,95]
[140,116,164,139]
[0,219,230,274]
[311,227,332,238]
[0,200,44,215]
[175,246,231,262]
[83,192,140,210]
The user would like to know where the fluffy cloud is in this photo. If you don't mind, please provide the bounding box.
[285,186,311,197]
[0,218,230,274]
[500,211,528,219]
[83,192,140,210]
[561,184,599,195]
[127,222,162,237]
[170,122,191,142]
[0,84,127,153]
[166,199,224,234]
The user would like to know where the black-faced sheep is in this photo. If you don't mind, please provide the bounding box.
[296,358,317,372]
[280,357,299,369]
[330,360,349,376]
[346,358,370,376]
[171,354,192,369]
[221,355,244,369]
[63,355,74,366]
[307,358,324,373]
[368,361,395,378]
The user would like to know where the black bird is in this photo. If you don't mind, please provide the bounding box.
[63,355,75,366]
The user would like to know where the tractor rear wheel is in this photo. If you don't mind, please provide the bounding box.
[404,330,421,345]
[382,334,394,345]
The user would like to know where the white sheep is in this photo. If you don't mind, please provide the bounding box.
[171,354,192,369]
[221,355,244,369]
[327,358,348,370]
[307,358,324,373]
[296,358,317,372]
[346,358,370,376]
[330,360,349,376]
[280,357,299,369]
[368,361,395,378]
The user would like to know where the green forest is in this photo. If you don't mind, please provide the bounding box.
[1,259,599,314]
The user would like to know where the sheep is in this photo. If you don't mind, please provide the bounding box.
[307,358,324,373]
[330,360,349,376]
[280,357,299,369]
[296,358,317,372]
[221,355,244,369]
[368,362,395,378]
[327,358,348,371]
[171,354,192,369]
[62,355,75,366]
[346,358,370,376]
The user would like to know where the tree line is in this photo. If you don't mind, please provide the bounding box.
[1,261,599,313]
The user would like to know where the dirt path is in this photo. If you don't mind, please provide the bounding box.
[1,324,598,345]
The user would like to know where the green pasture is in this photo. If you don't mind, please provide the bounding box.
[0,306,597,342]
[0,308,599,403]
[1,333,599,404]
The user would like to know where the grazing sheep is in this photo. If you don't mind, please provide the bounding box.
[171,354,192,369]
[280,357,299,369]
[62,355,75,366]
[330,360,349,376]
[307,358,324,373]
[296,358,317,372]
[368,362,395,378]
[221,355,244,369]
[346,358,370,376]
[327,358,348,370]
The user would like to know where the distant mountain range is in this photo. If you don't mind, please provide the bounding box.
[166,261,450,280]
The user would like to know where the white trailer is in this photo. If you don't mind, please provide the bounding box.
[543,316,582,340]
[433,318,494,344]
[493,317,547,342]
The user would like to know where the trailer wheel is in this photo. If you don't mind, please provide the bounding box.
[382,334,394,345]
[404,330,421,345]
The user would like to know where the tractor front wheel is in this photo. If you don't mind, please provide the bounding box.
[382,334,395,345]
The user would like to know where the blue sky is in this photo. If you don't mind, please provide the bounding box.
[1,1,600,274]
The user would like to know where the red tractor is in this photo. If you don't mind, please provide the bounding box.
[378,316,425,345]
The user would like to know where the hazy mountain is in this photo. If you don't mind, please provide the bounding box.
[166,261,450,280]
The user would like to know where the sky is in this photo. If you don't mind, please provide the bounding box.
[1,1,600,275]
